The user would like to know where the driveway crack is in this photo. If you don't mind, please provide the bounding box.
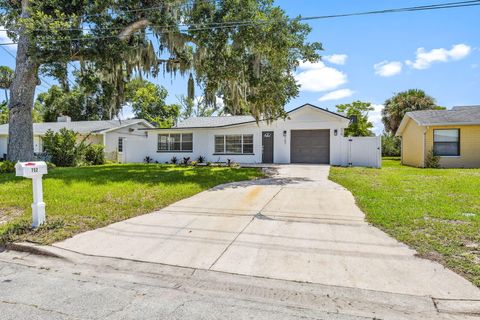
[208,187,283,270]
[0,299,80,319]
[208,215,255,270]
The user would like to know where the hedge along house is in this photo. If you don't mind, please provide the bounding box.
[396,106,480,168]
[0,116,154,161]
[122,104,382,167]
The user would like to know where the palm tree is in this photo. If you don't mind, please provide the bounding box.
[382,89,443,134]
[0,66,14,103]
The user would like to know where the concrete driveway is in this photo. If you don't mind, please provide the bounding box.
[56,165,480,299]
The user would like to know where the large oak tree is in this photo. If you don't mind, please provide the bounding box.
[0,0,321,161]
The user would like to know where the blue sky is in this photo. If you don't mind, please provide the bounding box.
[1,0,479,133]
[279,0,480,133]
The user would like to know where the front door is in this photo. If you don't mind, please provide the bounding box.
[262,131,274,163]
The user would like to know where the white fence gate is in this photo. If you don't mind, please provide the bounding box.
[338,136,382,168]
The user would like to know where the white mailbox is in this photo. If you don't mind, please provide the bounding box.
[15,161,48,228]
[15,161,48,178]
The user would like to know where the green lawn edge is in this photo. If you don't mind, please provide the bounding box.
[0,164,263,245]
[329,158,480,287]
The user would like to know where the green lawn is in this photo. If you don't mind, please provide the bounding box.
[0,164,262,244]
[329,158,480,287]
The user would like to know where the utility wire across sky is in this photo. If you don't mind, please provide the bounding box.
[0,45,52,90]
[0,0,479,46]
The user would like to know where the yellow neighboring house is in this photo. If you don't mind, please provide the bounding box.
[396,106,480,168]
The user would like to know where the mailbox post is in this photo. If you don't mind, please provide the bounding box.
[15,161,48,228]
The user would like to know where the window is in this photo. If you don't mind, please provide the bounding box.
[118,137,124,152]
[182,133,193,152]
[226,135,242,153]
[215,136,224,153]
[214,134,254,154]
[433,129,460,156]
[157,133,193,152]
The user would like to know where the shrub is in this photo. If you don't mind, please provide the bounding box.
[84,144,105,165]
[0,160,15,174]
[170,156,178,164]
[42,128,87,167]
[197,156,205,163]
[381,132,401,157]
[34,152,51,162]
[425,150,440,168]
[190,161,197,166]
[46,162,56,170]
[182,157,190,165]
[144,156,153,164]
[206,161,212,166]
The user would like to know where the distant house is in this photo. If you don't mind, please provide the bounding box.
[396,106,480,168]
[0,116,154,161]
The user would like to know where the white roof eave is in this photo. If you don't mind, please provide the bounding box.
[99,120,153,134]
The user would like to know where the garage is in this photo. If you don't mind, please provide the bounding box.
[290,129,330,164]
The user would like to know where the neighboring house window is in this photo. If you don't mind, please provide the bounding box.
[214,134,254,154]
[433,129,460,156]
[118,137,124,152]
[157,133,193,152]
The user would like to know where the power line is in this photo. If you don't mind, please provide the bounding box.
[0,45,75,88]
[0,0,53,90]
[0,0,478,44]
[0,0,73,90]
[2,0,479,33]
[40,0,216,23]
[0,21,264,46]
[31,0,480,25]
[0,45,52,90]
[301,0,480,20]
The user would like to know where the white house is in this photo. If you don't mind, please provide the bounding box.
[122,104,382,167]
[0,116,154,160]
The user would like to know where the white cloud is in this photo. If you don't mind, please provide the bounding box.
[0,27,17,51]
[369,104,385,135]
[406,44,471,70]
[318,89,354,102]
[374,61,403,77]
[295,61,347,92]
[323,54,348,65]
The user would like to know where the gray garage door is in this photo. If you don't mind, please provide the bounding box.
[290,130,330,164]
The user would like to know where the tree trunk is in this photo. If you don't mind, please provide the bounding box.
[7,0,39,162]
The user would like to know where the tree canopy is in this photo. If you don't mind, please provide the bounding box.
[382,89,444,134]
[36,77,180,126]
[179,95,220,119]
[1,0,321,161]
[336,101,374,137]
[125,78,180,127]
[0,102,8,124]
[0,66,14,102]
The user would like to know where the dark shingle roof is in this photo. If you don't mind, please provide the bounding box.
[407,106,480,126]
[0,119,148,135]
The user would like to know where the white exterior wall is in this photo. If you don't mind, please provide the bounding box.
[103,122,151,154]
[0,135,7,158]
[123,106,350,164]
